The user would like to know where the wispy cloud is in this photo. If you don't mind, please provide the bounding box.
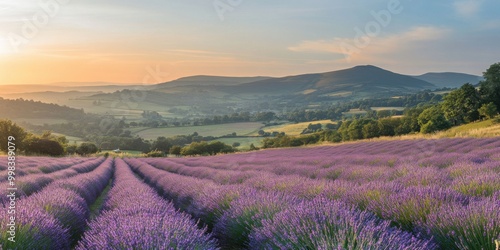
[453,0,483,18]
[288,26,451,62]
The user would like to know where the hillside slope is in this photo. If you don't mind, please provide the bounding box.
[414,72,482,89]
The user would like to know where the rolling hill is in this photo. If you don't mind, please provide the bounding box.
[155,76,273,89]
[3,65,484,119]
[413,72,483,89]
[227,65,435,96]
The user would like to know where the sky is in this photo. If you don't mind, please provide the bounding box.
[0,0,499,85]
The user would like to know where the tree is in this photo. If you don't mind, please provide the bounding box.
[442,83,481,125]
[232,142,241,148]
[24,137,65,156]
[479,62,500,111]
[169,145,182,156]
[151,136,172,154]
[249,143,258,151]
[478,102,498,119]
[347,119,363,140]
[0,120,28,152]
[76,143,99,156]
[378,118,401,137]
[418,106,450,134]
[362,120,380,139]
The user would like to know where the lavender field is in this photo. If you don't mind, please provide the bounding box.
[1,138,500,249]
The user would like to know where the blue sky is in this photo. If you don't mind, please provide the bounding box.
[0,0,499,84]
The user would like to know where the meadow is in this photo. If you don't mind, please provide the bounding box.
[256,119,336,136]
[133,122,263,140]
[1,137,499,249]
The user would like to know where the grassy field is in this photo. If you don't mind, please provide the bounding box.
[370,107,405,111]
[343,109,368,116]
[134,122,264,140]
[439,119,500,138]
[255,120,335,136]
[373,119,499,141]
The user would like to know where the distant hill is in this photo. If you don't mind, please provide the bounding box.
[155,76,273,89]
[84,65,438,112]
[227,65,435,96]
[0,97,85,120]
[0,91,102,104]
[413,72,483,89]
[0,84,146,95]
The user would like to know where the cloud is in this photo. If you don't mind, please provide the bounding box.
[453,0,483,18]
[288,26,451,62]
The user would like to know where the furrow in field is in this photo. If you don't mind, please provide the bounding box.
[0,157,106,205]
[76,158,218,249]
[125,157,435,250]
[0,158,114,249]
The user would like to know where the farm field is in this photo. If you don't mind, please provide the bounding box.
[1,138,499,249]
[133,122,264,140]
[256,119,335,136]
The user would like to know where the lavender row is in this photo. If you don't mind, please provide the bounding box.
[0,157,87,179]
[125,158,435,249]
[0,158,114,249]
[131,138,500,248]
[144,154,499,201]
[156,138,500,177]
[0,157,106,205]
[76,158,218,249]
[141,157,497,248]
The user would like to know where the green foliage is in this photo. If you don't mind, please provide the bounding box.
[151,136,172,153]
[418,106,451,134]
[478,102,498,119]
[24,137,65,156]
[362,120,380,139]
[180,141,235,156]
[442,83,481,125]
[479,62,500,110]
[378,118,401,136]
[76,143,99,156]
[0,119,28,152]
[249,143,259,151]
[261,133,321,148]
[146,150,164,157]
[169,145,182,155]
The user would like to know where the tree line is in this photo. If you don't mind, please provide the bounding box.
[0,120,99,156]
[262,63,500,148]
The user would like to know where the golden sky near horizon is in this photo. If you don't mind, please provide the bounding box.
[1,0,499,85]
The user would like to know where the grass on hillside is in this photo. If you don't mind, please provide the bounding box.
[374,118,499,141]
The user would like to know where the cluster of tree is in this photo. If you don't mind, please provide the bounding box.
[148,133,218,154]
[0,120,100,156]
[179,141,235,156]
[284,91,442,123]
[257,130,285,137]
[262,134,321,148]
[301,123,337,134]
